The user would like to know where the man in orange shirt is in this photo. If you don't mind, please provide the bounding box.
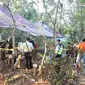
[76,39,85,68]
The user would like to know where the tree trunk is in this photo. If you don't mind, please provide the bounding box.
[80,4,85,42]
[39,41,47,79]
[53,23,56,47]
[5,4,16,49]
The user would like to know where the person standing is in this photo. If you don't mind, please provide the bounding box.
[6,36,12,54]
[29,39,38,63]
[73,41,78,63]
[75,39,85,75]
[66,42,73,58]
[6,36,13,65]
[0,40,6,60]
[23,38,34,69]
[78,39,85,67]
[55,39,63,58]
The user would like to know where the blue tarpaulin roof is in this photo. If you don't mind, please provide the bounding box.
[0,5,64,37]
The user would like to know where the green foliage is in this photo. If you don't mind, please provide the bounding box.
[0,28,28,45]
[80,0,85,3]
[1,0,85,45]
[67,0,85,42]
[68,0,74,3]
[0,28,12,40]
[23,7,38,22]
[9,0,38,21]
[35,36,44,47]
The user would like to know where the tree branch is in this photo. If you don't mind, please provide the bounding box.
[42,0,54,24]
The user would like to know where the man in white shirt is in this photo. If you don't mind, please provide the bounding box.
[23,38,34,69]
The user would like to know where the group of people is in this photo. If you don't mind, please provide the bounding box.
[55,38,85,74]
[16,37,38,69]
[0,36,38,70]
[1,35,85,73]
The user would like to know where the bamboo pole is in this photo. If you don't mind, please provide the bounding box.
[32,1,48,79]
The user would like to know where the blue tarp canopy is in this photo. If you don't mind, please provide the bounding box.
[0,5,64,37]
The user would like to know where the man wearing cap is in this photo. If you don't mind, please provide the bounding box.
[55,39,63,58]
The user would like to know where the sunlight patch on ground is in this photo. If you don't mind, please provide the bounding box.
[80,81,85,85]
[82,79,85,81]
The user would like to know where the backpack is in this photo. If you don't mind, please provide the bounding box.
[34,42,38,48]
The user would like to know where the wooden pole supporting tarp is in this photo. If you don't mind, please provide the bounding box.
[4,4,16,52]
